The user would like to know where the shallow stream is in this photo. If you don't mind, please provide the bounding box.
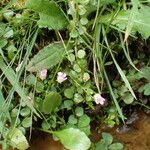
[28,111,150,150]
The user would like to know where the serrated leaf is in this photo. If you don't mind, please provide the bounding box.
[54,128,91,150]
[42,91,62,114]
[100,5,150,39]
[8,128,29,150]
[26,0,68,30]
[27,43,64,72]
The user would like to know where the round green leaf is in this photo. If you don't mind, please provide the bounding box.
[54,128,91,150]
[74,93,84,103]
[20,107,31,117]
[70,29,79,38]
[25,74,36,86]
[64,88,74,99]
[143,83,150,95]
[78,5,86,15]
[83,72,90,82]
[64,100,74,110]
[95,141,107,150]
[78,114,90,127]
[6,44,17,60]
[42,121,50,130]
[77,50,86,59]
[123,93,134,104]
[102,132,113,145]
[21,117,32,128]
[68,115,78,125]
[11,108,19,117]
[75,107,84,117]
[35,81,44,93]
[109,143,124,150]
[73,64,81,73]
[68,53,75,62]
[80,18,88,25]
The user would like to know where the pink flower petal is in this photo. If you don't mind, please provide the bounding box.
[94,93,105,105]
[40,68,47,80]
[57,72,67,83]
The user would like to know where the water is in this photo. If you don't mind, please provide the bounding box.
[1,111,149,150]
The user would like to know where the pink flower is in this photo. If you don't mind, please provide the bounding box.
[57,72,67,83]
[39,68,47,80]
[94,94,105,105]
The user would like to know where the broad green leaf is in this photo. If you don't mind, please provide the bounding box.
[26,0,68,30]
[100,5,150,39]
[42,91,62,114]
[27,43,64,72]
[54,128,91,150]
[109,143,124,150]
[8,128,29,150]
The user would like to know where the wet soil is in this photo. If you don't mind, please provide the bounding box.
[28,111,150,150]
[91,111,150,150]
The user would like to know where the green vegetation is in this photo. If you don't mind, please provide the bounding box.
[0,0,150,149]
